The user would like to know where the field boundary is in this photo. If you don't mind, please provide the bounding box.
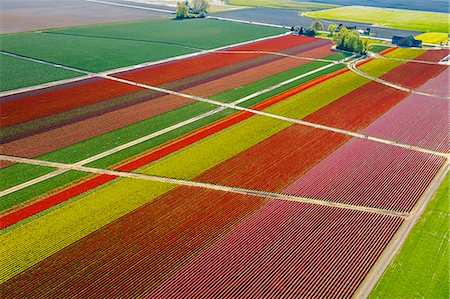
[104,74,449,158]
[0,57,345,197]
[354,161,449,298]
[0,154,409,218]
[348,58,449,99]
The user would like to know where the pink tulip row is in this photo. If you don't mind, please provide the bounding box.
[418,68,449,98]
[362,94,449,153]
[148,200,403,299]
[284,138,445,212]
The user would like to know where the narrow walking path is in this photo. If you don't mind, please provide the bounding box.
[104,74,449,158]
[348,59,449,100]
[0,154,409,217]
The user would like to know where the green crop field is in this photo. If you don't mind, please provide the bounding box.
[306,6,449,33]
[229,0,339,11]
[0,18,285,73]
[370,175,449,299]
[0,54,83,92]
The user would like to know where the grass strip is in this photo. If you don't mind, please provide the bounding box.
[0,164,56,192]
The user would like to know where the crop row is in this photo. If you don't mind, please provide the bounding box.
[195,124,349,191]
[0,78,142,128]
[379,56,447,90]
[363,94,449,152]
[418,67,449,97]
[149,200,403,299]
[0,179,176,283]
[303,81,408,132]
[284,138,446,212]
[1,186,267,298]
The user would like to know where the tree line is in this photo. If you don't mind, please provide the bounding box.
[292,20,368,54]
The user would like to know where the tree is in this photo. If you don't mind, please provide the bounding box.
[191,0,210,14]
[327,23,336,36]
[176,1,189,19]
[176,0,209,19]
[332,27,368,54]
[311,20,324,31]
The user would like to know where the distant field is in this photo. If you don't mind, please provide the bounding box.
[370,175,449,299]
[229,0,339,11]
[0,18,285,73]
[416,32,449,44]
[0,54,83,92]
[305,0,449,13]
[306,6,449,33]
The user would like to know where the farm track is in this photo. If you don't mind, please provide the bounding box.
[103,74,448,158]
[0,154,408,217]
[349,60,449,99]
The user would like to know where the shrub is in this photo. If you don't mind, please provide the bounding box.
[311,20,324,31]
[304,27,317,37]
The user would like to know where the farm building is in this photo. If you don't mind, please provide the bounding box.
[392,35,423,47]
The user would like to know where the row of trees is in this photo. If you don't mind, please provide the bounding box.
[293,20,368,54]
[332,27,369,54]
[292,20,324,37]
[176,0,210,19]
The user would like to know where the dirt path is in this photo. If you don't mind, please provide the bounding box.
[104,74,448,159]
[0,154,408,217]
[348,59,449,100]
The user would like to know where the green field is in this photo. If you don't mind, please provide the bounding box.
[370,175,449,298]
[0,54,83,92]
[230,0,339,11]
[0,18,285,73]
[306,6,449,33]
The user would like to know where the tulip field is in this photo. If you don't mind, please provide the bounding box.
[0,17,449,298]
